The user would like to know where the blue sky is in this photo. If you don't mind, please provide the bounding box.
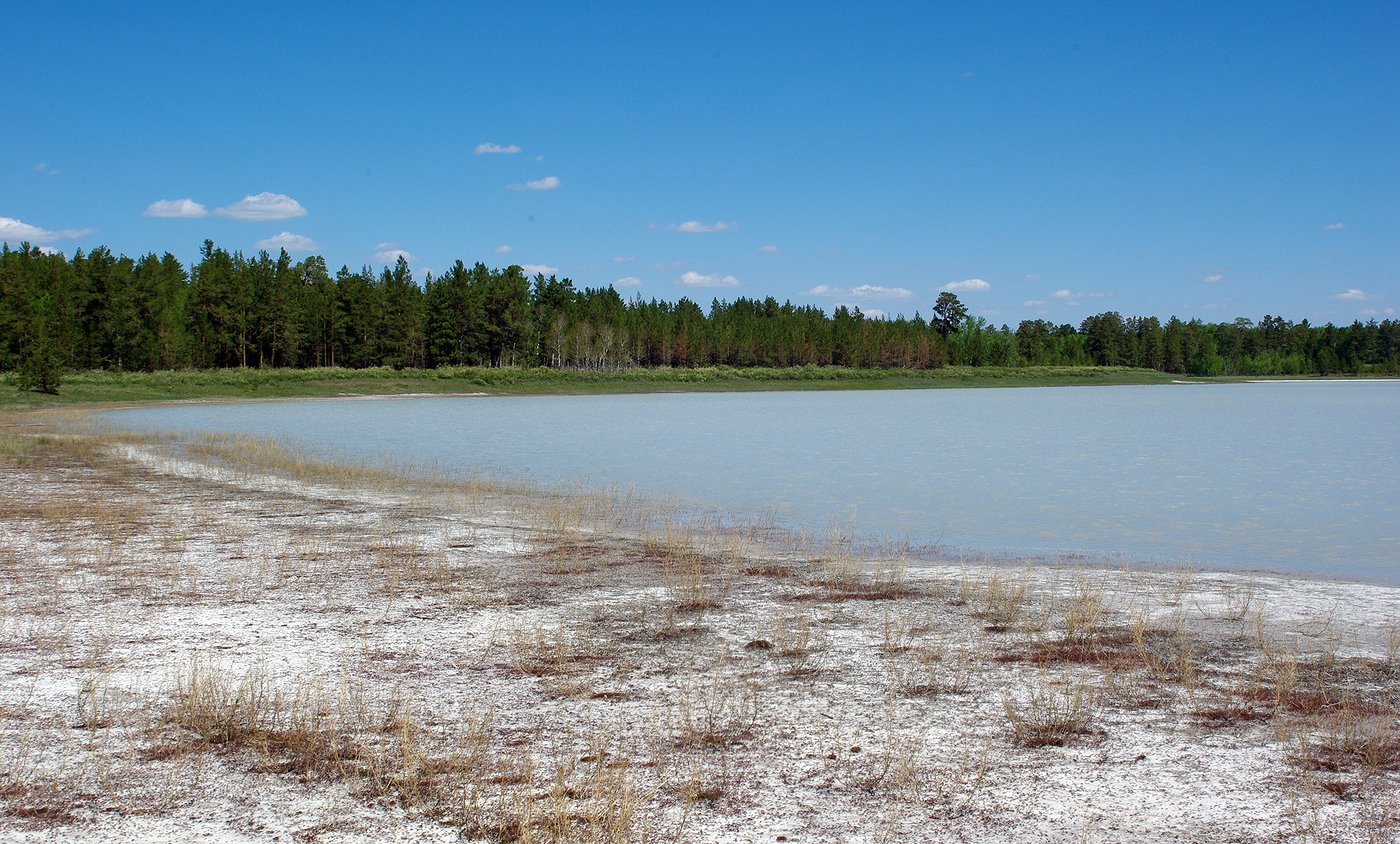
[3,1,1396,325]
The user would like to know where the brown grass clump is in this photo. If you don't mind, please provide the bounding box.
[643,534,733,612]
[893,642,975,697]
[668,674,761,749]
[969,573,1028,631]
[1002,674,1101,747]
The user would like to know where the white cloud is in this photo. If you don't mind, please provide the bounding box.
[613,255,635,263]
[144,198,209,218]
[36,245,59,255]
[1023,273,1041,282]
[496,244,513,254]
[832,303,888,318]
[1360,308,1397,318]
[1051,288,1109,302]
[1202,274,1224,284]
[214,192,307,221]
[1022,299,1046,307]
[475,142,521,155]
[1332,288,1380,302]
[671,220,736,233]
[0,216,95,244]
[942,278,990,292]
[373,245,416,264]
[613,276,642,288]
[1324,222,1346,231]
[509,176,561,191]
[33,162,59,176]
[806,284,913,300]
[678,271,740,288]
[256,231,319,252]
[520,263,560,276]
[853,284,911,299]
[758,244,781,253]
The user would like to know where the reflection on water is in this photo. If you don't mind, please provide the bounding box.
[106,381,1400,582]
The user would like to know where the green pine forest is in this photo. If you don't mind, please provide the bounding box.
[3,240,1398,392]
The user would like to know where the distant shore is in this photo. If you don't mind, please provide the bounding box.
[4,364,1195,407]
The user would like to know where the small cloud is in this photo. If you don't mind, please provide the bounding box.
[0,216,95,244]
[1023,274,1041,282]
[942,278,990,293]
[36,245,59,255]
[1332,288,1380,302]
[1051,288,1109,302]
[670,220,736,234]
[33,162,59,176]
[806,284,913,300]
[496,244,513,254]
[144,198,209,218]
[613,255,635,263]
[1202,274,1224,284]
[852,284,912,299]
[509,176,561,191]
[373,244,417,264]
[613,276,642,288]
[1360,308,1397,318]
[475,142,522,155]
[256,231,319,252]
[215,192,307,221]
[520,263,560,276]
[1323,222,1346,231]
[1022,299,1046,307]
[678,271,740,288]
[862,308,888,318]
[758,244,781,253]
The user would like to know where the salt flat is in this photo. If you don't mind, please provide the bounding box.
[2,426,1397,842]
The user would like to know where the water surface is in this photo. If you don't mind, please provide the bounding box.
[106,381,1400,582]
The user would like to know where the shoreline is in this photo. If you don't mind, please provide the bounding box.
[2,420,1398,841]
[87,393,1400,591]
[0,364,1223,409]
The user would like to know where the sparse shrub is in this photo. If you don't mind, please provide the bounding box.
[973,574,1028,631]
[1003,675,1100,747]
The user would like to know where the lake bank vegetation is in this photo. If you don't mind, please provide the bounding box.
[2,417,1398,841]
[0,364,1176,405]
[3,241,1398,397]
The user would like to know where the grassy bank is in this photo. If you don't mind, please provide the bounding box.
[0,364,1181,406]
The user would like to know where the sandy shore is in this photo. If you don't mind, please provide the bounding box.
[1,424,1397,842]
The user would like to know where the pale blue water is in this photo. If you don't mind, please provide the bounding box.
[105,381,1400,582]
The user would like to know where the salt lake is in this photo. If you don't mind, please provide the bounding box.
[105,380,1400,582]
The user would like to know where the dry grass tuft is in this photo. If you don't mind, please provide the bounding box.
[970,573,1028,631]
[1003,674,1101,747]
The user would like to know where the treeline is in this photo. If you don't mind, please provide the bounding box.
[2,240,1398,382]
